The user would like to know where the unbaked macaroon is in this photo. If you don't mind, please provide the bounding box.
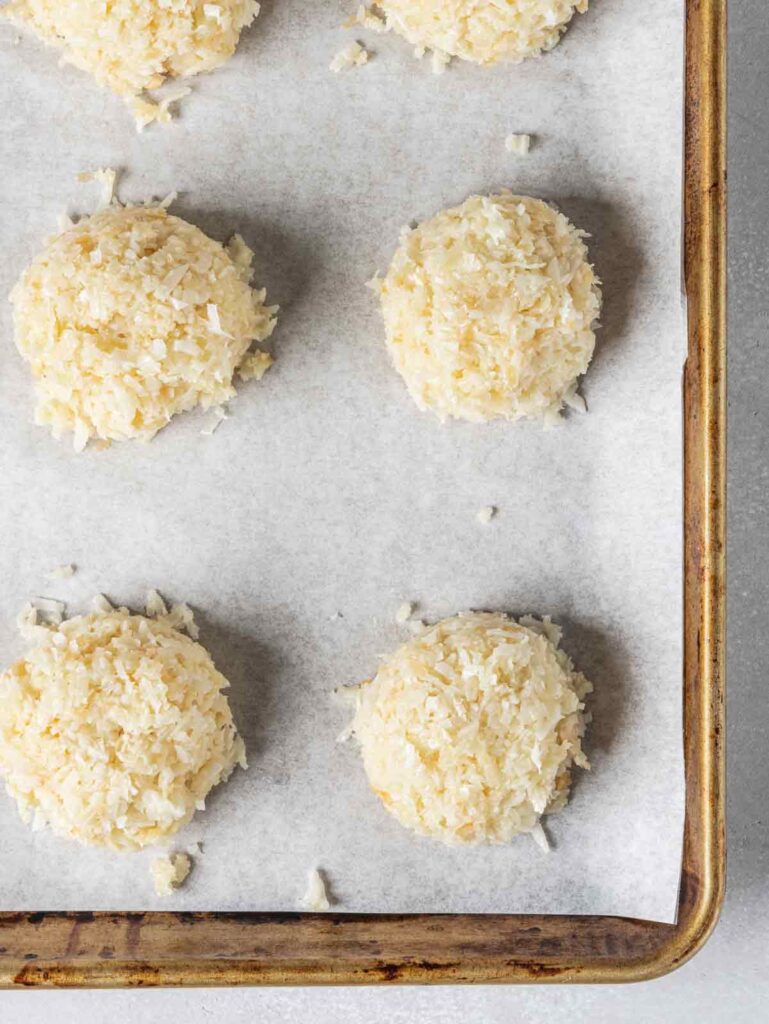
[10,194,277,450]
[0,595,246,851]
[376,0,589,67]
[374,192,601,423]
[349,612,591,845]
[2,1,260,125]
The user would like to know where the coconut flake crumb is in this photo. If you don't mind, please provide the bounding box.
[519,614,563,649]
[47,564,76,580]
[206,302,233,339]
[77,168,118,208]
[330,41,370,72]
[407,618,427,635]
[395,601,414,624]
[225,233,255,282]
[477,506,497,525]
[165,602,200,641]
[530,821,550,853]
[145,588,168,618]
[237,350,273,382]
[505,133,532,155]
[343,4,388,32]
[302,868,331,911]
[127,92,189,133]
[19,598,66,636]
[90,593,113,613]
[200,405,229,436]
[430,49,451,74]
[15,604,50,644]
[151,853,191,896]
[562,383,588,414]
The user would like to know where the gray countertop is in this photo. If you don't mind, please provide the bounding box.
[1,1,765,1019]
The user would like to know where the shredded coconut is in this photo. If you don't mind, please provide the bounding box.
[77,168,118,208]
[15,604,49,644]
[376,1,588,66]
[11,201,277,449]
[530,821,550,853]
[302,868,330,911]
[350,612,591,845]
[0,602,246,850]
[2,1,260,125]
[237,350,273,382]
[376,192,601,424]
[165,602,200,640]
[30,598,66,625]
[505,133,532,155]
[144,588,168,618]
[343,5,388,33]
[430,48,451,74]
[151,853,191,896]
[330,41,370,72]
[46,564,76,580]
[562,383,588,414]
[201,405,229,435]
[407,618,427,635]
[477,506,497,524]
[128,86,191,132]
[395,601,414,623]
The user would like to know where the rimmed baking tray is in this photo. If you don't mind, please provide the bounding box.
[0,0,725,987]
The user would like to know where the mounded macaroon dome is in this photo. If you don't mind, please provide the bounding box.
[379,0,589,66]
[375,192,601,423]
[0,602,246,851]
[11,202,277,449]
[3,0,260,98]
[351,612,591,845]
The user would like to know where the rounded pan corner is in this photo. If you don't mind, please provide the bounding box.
[627,874,725,985]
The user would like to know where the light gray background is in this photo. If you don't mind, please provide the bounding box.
[0,0,764,1020]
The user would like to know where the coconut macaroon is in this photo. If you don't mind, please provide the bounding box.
[375,0,588,67]
[349,612,591,845]
[374,192,601,423]
[10,200,277,450]
[2,1,260,125]
[0,598,246,851]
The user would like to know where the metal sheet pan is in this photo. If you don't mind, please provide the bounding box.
[0,0,724,986]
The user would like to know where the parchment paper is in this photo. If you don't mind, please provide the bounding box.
[0,0,685,922]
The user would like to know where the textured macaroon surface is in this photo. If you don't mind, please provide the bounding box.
[351,612,591,845]
[378,0,589,66]
[2,0,260,97]
[0,607,246,851]
[375,192,601,423]
[10,203,276,449]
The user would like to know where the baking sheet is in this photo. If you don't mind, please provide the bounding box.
[0,0,685,922]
